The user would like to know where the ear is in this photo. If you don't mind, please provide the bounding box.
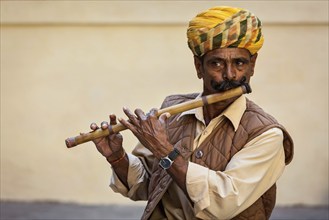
[249,53,258,76]
[194,56,203,79]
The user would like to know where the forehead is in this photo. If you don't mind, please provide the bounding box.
[204,48,251,60]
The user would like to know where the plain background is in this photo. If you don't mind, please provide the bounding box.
[1,1,328,207]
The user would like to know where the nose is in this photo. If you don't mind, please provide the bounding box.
[223,64,236,80]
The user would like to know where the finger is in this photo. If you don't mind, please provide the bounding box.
[149,108,158,118]
[101,121,109,130]
[159,112,171,123]
[123,107,139,125]
[135,108,147,120]
[109,133,123,142]
[109,114,117,125]
[118,117,135,132]
[90,123,99,131]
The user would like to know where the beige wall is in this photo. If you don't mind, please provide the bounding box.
[1,1,328,206]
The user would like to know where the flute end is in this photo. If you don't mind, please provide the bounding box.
[242,83,252,94]
[65,137,77,148]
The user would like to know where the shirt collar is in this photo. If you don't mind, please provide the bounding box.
[222,95,246,131]
[177,94,246,131]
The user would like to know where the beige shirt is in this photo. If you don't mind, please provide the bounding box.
[110,95,286,219]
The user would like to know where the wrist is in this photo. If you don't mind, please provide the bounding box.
[159,148,180,170]
[160,143,174,158]
[106,150,125,164]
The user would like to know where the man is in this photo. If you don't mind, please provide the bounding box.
[90,6,293,220]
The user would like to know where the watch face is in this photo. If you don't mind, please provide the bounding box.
[159,158,172,169]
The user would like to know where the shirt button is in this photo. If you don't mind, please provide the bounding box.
[195,150,203,159]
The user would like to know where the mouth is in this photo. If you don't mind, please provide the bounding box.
[211,76,247,92]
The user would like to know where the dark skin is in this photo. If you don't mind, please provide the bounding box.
[90,47,258,196]
[196,48,257,125]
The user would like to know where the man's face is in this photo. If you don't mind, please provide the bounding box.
[194,48,257,95]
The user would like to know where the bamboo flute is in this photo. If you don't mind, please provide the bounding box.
[65,84,251,148]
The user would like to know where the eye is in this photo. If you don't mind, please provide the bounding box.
[236,60,245,66]
[235,58,249,67]
[210,60,224,68]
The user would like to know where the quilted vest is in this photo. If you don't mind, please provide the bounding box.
[140,94,294,220]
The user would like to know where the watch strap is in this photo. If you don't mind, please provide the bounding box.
[168,148,180,161]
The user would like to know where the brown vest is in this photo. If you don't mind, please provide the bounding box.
[141,94,294,220]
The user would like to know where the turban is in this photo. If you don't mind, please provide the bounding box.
[187,6,264,57]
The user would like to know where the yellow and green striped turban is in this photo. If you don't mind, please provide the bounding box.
[187,6,264,57]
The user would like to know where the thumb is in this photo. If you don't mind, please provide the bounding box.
[159,112,171,123]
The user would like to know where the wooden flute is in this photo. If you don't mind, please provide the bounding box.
[65,84,251,148]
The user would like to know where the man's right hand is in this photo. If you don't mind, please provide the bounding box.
[90,114,125,163]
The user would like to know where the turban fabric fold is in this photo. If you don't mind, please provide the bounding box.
[187,6,264,56]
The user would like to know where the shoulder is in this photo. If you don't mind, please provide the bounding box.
[237,99,282,146]
[241,99,294,164]
[243,99,280,127]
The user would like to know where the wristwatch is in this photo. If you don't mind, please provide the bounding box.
[159,148,180,169]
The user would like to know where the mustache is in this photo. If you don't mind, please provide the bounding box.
[211,76,247,92]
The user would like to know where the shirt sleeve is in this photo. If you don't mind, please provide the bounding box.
[110,153,150,201]
[186,127,286,219]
